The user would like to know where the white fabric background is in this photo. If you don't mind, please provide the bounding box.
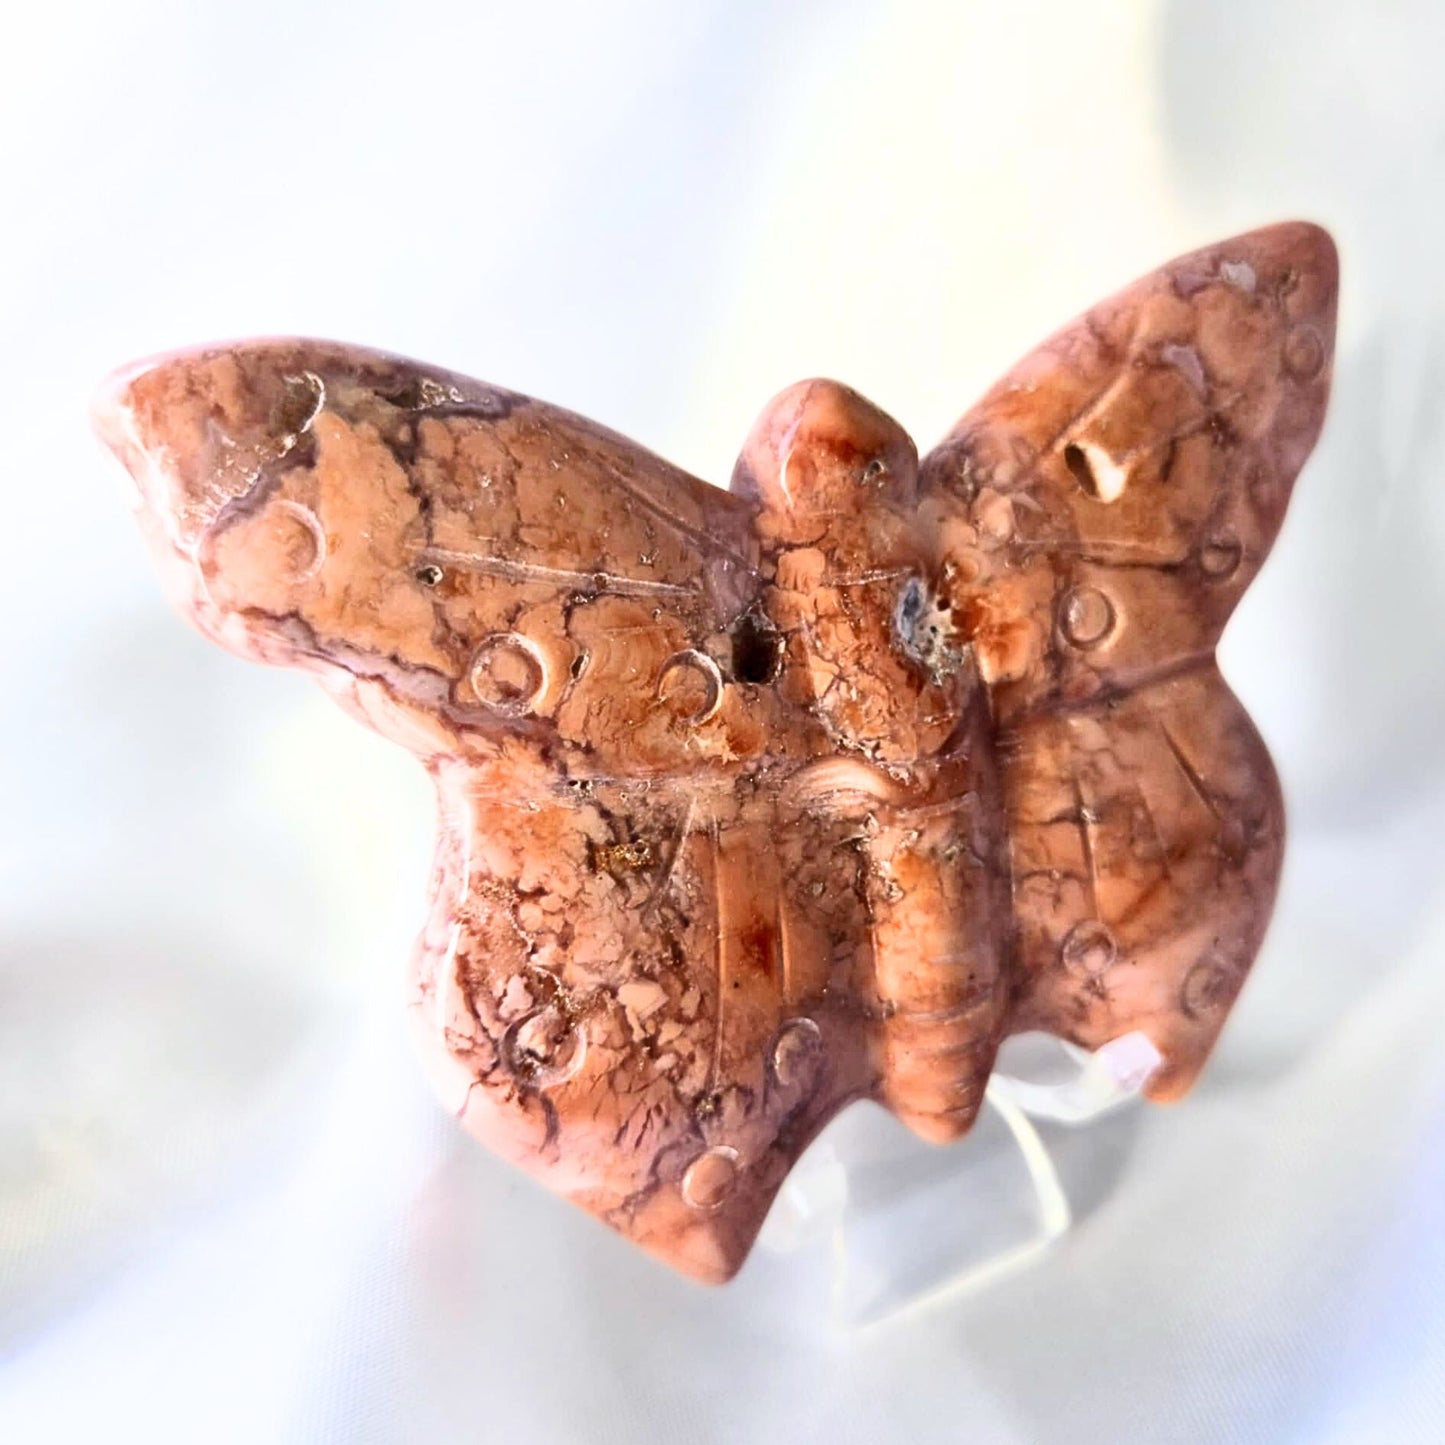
[3,2,1443,1440]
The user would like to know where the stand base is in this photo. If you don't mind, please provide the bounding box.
[758,1031,1160,1328]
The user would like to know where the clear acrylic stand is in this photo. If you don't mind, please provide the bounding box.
[757,1031,1161,1329]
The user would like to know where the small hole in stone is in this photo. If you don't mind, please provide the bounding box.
[415,563,445,587]
[1063,443,1100,498]
[860,457,888,485]
[731,614,782,685]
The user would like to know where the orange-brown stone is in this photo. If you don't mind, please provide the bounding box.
[94,222,1338,1282]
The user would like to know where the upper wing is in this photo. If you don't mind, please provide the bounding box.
[918,223,1338,1096]
[103,339,777,775]
[919,222,1337,722]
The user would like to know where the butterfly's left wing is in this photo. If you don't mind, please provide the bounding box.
[918,223,1338,1097]
[99,339,878,1282]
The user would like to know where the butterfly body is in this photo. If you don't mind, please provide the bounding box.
[96,222,1337,1282]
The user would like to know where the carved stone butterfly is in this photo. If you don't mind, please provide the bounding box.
[94,223,1337,1282]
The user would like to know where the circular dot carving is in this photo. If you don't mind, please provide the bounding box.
[269,501,326,582]
[657,649,723,724]
[1060,585,1117,650]
[469,633,547,716]
[681,1146,739,1212]
[770,1017,823,1087]
[1199,534,1244,581]
[503,1005,586,1087]
[1283,325,1325,381]
[1180,958,1233,1019]
[1061,920,1118,979]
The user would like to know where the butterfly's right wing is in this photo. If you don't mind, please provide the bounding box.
[918,223,1338,1097]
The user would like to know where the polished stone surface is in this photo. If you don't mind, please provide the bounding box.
[94,222,1337,1282]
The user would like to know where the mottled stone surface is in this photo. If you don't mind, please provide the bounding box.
[94,222,1337,1283]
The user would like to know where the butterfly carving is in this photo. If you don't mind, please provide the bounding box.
[94,223,1337,1283]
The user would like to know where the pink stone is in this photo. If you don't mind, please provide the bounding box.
[94,222,1338,1283]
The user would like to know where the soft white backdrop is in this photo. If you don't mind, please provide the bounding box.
[3,2,1444,1441]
